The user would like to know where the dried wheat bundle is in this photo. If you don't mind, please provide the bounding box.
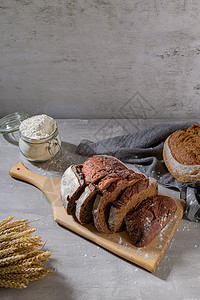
[0,216,54,289]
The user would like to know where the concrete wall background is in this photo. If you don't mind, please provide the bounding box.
[1,0,200,119]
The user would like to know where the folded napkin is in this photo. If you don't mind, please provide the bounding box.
[77,122,200,222]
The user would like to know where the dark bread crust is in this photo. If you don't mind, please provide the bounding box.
[168,124,200,165]
[124,195,177,247]
[82,155,128,183]
[72,165,85,185]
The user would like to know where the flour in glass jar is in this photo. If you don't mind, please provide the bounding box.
[19,114,61,162]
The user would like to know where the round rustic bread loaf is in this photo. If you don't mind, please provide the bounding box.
[163,124,200,183]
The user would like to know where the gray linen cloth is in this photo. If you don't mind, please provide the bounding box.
[77,122,200,222]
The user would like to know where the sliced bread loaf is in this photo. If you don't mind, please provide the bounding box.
[93,172,146,233]
[108,177,158,232]
[124,195,177,247]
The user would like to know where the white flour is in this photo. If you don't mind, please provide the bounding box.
[19,114,61,162]
[19,114,56,139]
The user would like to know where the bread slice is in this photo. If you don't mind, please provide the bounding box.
[124,195,177,247]
[163,136,200,183]
[60,165,85,209]
[93,172,146,233]
[108,177,158,233]
[75,184,97,224]
[75,170,134,224]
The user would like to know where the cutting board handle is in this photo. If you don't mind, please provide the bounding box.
[9,162,48,190]
[9,162,63,217]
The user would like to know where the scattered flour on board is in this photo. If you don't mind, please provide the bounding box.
[116,237,132,250]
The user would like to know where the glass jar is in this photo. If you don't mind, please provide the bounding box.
[19,125,61,162]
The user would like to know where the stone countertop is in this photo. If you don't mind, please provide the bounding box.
[0,119,199,300]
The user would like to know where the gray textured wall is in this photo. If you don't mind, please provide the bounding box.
[1,0,200,119]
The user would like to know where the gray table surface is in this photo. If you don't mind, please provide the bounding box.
[0,119,200,300]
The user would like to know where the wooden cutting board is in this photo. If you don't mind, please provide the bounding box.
[9,162,185,273]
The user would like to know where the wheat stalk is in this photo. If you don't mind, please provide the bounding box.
[0,235,42,250]
[0,217,14,228]
[0,279,27,289]
[0,242,42,258]
[0,228,37,243]
[0,216,54,289]
[0,223,31,236]
[0,219,29,233]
